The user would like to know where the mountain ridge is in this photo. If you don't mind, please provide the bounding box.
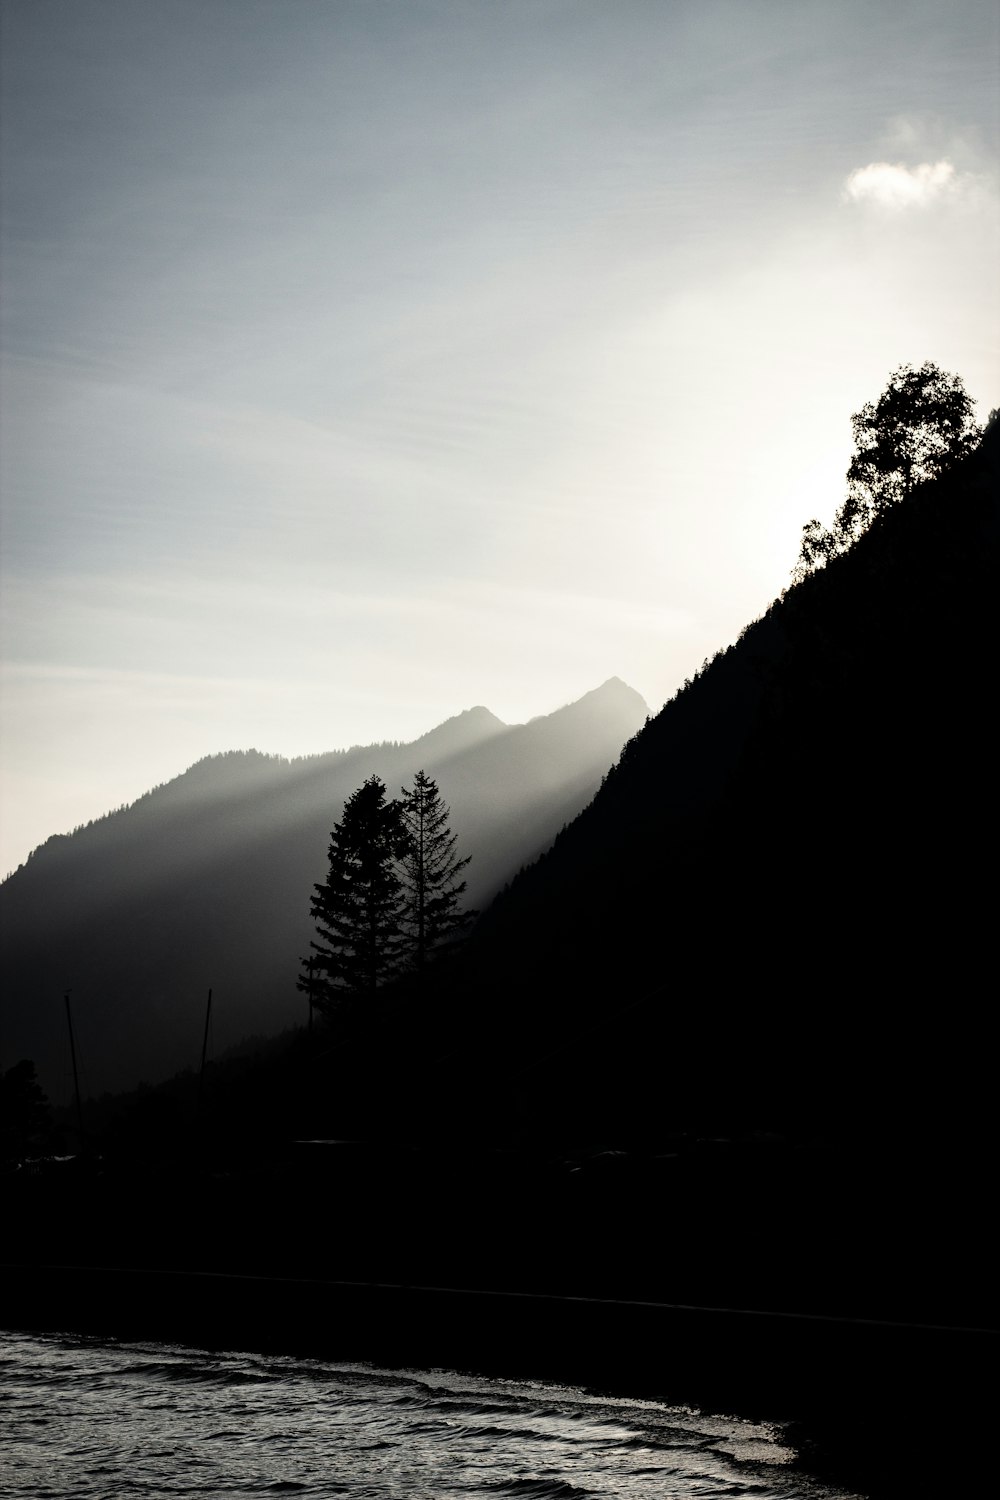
[1,678,647,1098]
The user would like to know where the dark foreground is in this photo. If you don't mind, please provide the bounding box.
[4,1257,994,1498]
[4,1132,996,1498]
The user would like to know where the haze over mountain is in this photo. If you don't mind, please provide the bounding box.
[0,678,646,1100]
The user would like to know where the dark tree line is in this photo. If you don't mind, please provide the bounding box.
[301,771,472,1013]
[0,1059,55,1165]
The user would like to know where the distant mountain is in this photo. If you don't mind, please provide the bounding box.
[0,680,646,1099]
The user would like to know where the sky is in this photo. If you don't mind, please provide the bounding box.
[1,0,998,876]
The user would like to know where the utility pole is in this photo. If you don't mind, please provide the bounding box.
[63,992,85,1150]
[198,987,213,1119]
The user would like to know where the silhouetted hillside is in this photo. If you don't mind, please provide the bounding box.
[0,680,646,1098]
[332,421,998,1149]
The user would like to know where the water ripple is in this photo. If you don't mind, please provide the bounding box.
[1,1329,863,1500]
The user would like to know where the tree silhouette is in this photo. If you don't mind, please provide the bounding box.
[399,770,473,968]
[0,1059,54,1164]
[302,776,406,1009]
[795,362,981,579]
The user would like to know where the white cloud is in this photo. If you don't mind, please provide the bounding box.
[843,160,956,209]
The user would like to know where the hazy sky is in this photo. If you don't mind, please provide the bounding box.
[2,0,998,874]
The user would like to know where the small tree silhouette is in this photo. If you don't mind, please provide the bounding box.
[399,770,473,969]
[795,362,982,580]
[0,1060,54,1164]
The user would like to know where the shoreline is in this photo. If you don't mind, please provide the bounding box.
[4,1260,994,1498]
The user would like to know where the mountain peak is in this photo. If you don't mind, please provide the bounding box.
[410,705,507,759]
[547,677,649,723]
[588,676,647,707]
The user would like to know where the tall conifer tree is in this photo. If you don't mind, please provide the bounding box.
[399,770,473,968]
[303,776,405,1008]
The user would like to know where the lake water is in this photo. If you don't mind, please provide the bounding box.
[0,1328,863,1499]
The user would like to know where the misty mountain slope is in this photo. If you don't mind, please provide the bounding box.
[0,682,645,1099]
[353,424,999,1143]
[428,678,650,888]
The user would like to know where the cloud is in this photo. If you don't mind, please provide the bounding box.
[843,160,956,209]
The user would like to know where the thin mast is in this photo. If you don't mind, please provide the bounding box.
[198,987,213,1118]
[63,992,85,1148]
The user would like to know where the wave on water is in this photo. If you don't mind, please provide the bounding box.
[0,1329,865,1500]
[477,1481,594,1499]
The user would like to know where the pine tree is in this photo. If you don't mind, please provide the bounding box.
[302,776,406,1010]
[399,770,473,968]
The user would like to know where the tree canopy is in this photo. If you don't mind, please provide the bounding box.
[399,770,473,968]
[795,362,981,579]
[0,1059,54,1164]
[302,770,472,1011]
[302,776,407,1011]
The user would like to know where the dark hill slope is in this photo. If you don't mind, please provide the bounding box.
[0,680,646,1098]
[352,424,998,1145]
